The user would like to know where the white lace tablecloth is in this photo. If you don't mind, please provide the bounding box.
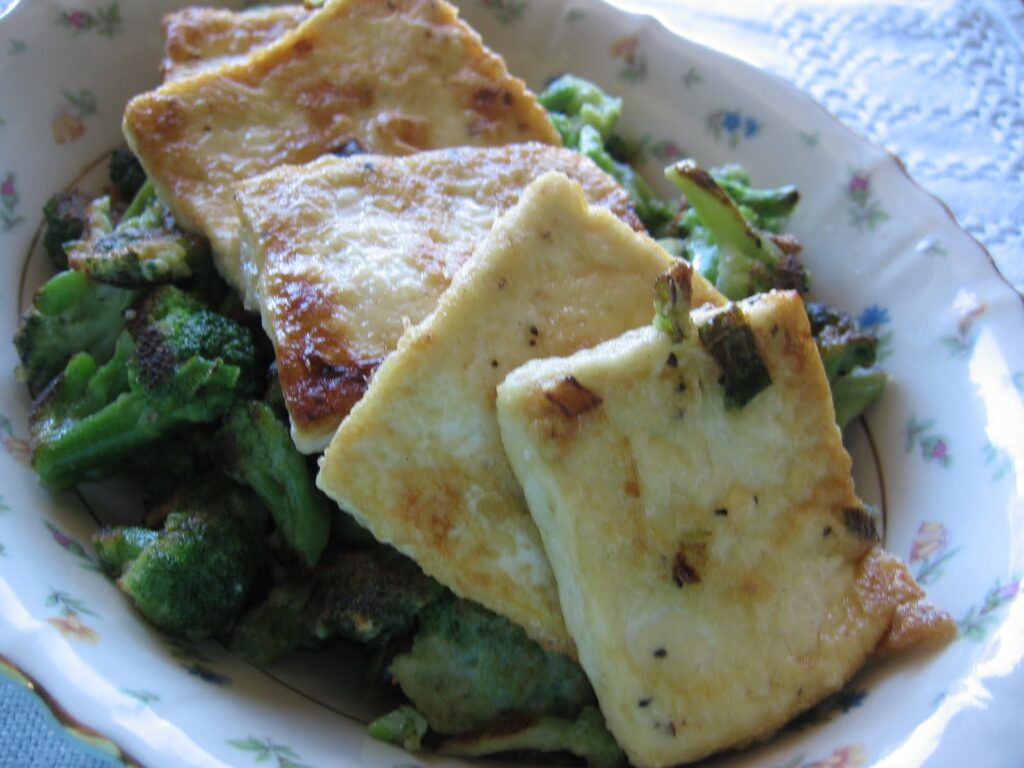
[616,0,1024,295]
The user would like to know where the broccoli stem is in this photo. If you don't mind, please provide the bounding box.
[665,160,809,300]
[33,355,239,489]
[220,401,330,570]
[652,262,695,342]
[832,367,888,429]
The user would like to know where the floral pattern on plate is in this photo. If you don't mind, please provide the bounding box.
[0,0,1021,766]
[45,590,101,644]
[56,3,124,38]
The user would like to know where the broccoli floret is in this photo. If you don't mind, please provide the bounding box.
[441,706,626,768]
[108,144,147,201]
[538,74,623,142]
[29,286,259,489]
[65,182,214,289]
[92,481,266,639]
[305,547,444,644]
[41,190,90,269]
[219,399,330,569]
[665,159,809,300]
[806,302,887,427]
[389,597,595,736]
[539,75,675,232]
[368,706,429,752]
[228,581,313,665]
[229,547,444,664]
[14,270,138,396]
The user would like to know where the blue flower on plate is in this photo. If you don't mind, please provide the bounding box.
[857,304,890,330]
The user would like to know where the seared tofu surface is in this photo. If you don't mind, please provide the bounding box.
[496,291,954,767]
[317,172,723,654]
[124,0,560,292]
[161,5,311,81]
[235,145,642,453]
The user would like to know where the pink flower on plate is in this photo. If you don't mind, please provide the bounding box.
[848,174,869,194]
[47,613,99,644]
[66,10,92,29]
[910,521,949,564]
[0,176,14,198]
[611,34,639,61]
[806,744,867,768]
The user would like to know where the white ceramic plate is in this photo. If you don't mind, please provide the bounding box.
[1,1,1022,766]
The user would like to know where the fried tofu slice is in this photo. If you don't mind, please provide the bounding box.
[235,145,643,453]
[496,288,955,767]
[316,173,725,654]
[161,5,311,82]
[124,0,560,293]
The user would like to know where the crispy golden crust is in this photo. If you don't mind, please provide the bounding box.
[124,0,561,292]
[235,145,643,452]
[496,292,954,767]
[161,6,311,81]
[316,173,723,654]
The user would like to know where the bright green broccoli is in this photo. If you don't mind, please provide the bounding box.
[218,399,330,569]
[708,164,800,232]
[29,286,260,489]
[540,75,675,232]
[806,302,887,427]
[664,159,809,300]
[440,706,626,768]
[389,596,595,736]
[14,270,138,396]
[64,182,213,289]
[229,547,444,664]
[108,144,148,201]
[41,190,91,269]
[92,480,266,639]
[538,74,623,143]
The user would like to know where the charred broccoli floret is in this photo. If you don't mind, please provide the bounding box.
[389,596,595,736]
[41,190,91,269]
[64,181,213,289]
[540,75,675,232]
[14,270,138,396]
[229,547,444,664]
[664,159,808,300]
[806,302,887,427]
[93,481,266,639]
[218,399,330,569]
[29,286,260,489]
[108,144,148,201]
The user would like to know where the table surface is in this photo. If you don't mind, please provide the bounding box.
[1,1,1022,766]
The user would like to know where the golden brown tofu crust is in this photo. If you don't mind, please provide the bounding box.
[124,0,561,291]
[317,173,723,654]
[496,291,954,766]
[235,145,642,451]
[161,6,312,81]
